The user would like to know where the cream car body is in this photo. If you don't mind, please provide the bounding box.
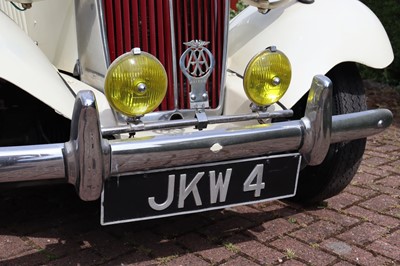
[0,0,394,225]
[0,0,117,127]
[225,0,393,115]
[0,0,394,121]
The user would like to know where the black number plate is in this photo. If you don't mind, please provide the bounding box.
[101,153,301,225]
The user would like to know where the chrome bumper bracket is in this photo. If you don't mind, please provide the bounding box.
[300,75,332,165]
[64,91,110,201]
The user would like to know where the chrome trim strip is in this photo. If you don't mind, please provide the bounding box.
[215,0,231,114]
[139,105,225,122]
[96,0,111,67]
[169,0,179,110]
[111,153,300,175]
[102,110,294,135]
[109,120,303,175]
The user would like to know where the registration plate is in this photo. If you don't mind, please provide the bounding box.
[101,153,301,225]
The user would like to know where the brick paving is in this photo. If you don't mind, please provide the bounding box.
[0,84,399,265]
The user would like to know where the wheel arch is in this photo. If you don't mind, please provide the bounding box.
[289,62,367,204]
[226,0,394,112]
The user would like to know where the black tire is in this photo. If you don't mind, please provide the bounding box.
[290,62,367,204]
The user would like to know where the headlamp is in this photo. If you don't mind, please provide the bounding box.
[243,47,291,107]
[104,48,167,117]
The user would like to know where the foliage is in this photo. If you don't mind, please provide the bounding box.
[359,0,400,85]
[230,0,248,19]
[285,248,296,259]
[223,242,240,253]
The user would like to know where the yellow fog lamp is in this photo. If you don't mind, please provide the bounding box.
[104,48,167,117]
[243,47,291,107]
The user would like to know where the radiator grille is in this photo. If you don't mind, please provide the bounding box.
[102,0,227,110]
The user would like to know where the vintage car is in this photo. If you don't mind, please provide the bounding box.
[0,0,394,225]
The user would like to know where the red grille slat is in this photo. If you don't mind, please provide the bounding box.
[103,0,227,111]
[217,0,224,105]
[173,2,183,109]
[122,0,131,52]
[190,0,195,40]
[205,1,210,44]
[131,1,140,47]
[140,1,148,51]
[148,0,157,55]
[182,1,190,108]
[197,0,202,40]
[114,0,124,57]
[104,0,116,61]
[157,1,167,110]
[156,3,165,66]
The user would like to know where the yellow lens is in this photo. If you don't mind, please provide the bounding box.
[243,48,291,106]
[105,51,167,117]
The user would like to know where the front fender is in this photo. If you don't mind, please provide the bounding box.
[226,0,394,112]
[0,11,75,119]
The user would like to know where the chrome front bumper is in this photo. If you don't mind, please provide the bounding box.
[0,76,393,201]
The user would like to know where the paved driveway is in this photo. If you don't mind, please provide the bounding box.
[1,84,399,265]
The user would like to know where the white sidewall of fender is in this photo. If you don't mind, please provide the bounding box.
[60,73,119,128]
[0,11,75,119]
[24,0,78,73]
[226,0,394,112]
[0,0,78,73]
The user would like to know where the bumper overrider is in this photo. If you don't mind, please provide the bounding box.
[0,76,393,201]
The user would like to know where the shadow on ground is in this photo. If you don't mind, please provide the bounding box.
[0,184,316,265]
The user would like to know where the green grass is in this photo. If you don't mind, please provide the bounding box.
[156,254,179,265]
[285,248,296,259]
[223,242,240,253]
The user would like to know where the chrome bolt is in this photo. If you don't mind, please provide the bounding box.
[137,83,147,93]
[190,94,196,101]
[132,47,141,55]
[202,93,208,101]
[272,76,281,86]
[377,120,384,128]
[210,143,223,153]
